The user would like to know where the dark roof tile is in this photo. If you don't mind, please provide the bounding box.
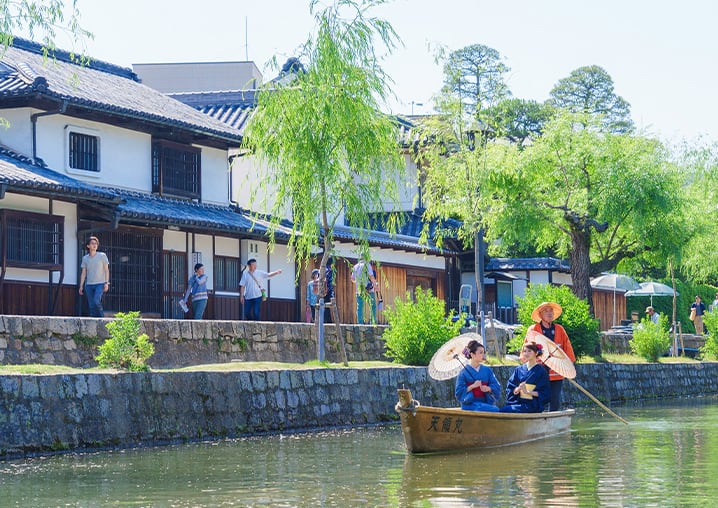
[0,38,243,145]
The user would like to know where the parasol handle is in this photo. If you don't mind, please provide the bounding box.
[567,378,629,425]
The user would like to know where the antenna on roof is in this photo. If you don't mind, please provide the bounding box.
[245,16,249,61]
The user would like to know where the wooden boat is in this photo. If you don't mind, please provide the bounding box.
[395,388,575,454]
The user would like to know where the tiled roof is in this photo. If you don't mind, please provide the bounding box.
[0,147,119,201]
[332,224,454,255]
[168,90,256,134]
[0,38,243,146]
[113,189,290,239]
[486,257,571,272]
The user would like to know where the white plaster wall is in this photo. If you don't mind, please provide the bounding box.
[5,111,230,204]
[231,155,285,215]
[31,114,150,191]
[0,109,34,156]
[201,147,231,205]
[331,241,445,270]
[215,236,240,257]
[268,243,296,300]
[553,272,573,286]
[190,234,215,290]
[163,230,188,252]
[0,193,78,284]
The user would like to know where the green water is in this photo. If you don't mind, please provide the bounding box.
[2,398,718,506]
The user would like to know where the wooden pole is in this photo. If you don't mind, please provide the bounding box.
[567,378,629,425]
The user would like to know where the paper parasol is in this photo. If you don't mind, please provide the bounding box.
[428,332,481,380]
[525,329,576,379]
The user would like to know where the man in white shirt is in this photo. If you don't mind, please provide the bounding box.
[239,258,282,321]
[645,306,660,325]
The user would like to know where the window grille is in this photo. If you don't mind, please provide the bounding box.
[0,210,63,268]
[214,256,240,291]
[163,251,187,319]
[94,229,162,314]
[152,139,201,199]
[68,131,100,172]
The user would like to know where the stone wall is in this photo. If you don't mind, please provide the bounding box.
[2,362,718,459]
[0,316,387,368]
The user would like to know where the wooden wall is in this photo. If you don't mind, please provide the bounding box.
[0,281,78,316]
[299,259,446,325]
[593,289,627,331]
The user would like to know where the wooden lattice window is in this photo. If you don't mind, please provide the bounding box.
[68,131,100,172]
[95,228,162,314]
[151,139,201,199]
[214,255,240,291]
[0,209,63,268]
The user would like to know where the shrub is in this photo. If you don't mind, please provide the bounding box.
[510,284,600,357]
[701,311,718,359]
[96,311,155,371]
[630,315,670,362]
[383,287,463,365]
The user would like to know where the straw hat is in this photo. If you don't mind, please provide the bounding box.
[531,301,563,323]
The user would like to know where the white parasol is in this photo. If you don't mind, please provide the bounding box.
[525,329,576,379]
[428,333,480,380]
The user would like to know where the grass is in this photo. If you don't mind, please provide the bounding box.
[0,361,402,375]
[0,355,702,376]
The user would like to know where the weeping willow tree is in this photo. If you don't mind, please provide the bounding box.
[243,0,405,290]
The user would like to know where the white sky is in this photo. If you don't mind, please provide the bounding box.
[67,0,717,143]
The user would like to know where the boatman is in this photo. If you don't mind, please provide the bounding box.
[528,302,576,411]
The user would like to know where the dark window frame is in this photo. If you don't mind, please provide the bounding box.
[68,131,100,172]
[214,255,240,292]
[0,209,63,269]
[152,139,201,200]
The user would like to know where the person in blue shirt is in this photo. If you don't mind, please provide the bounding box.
[500,341,551,413]
[181,263,208,320]
[306,269,320,322]
[454,340,500,412]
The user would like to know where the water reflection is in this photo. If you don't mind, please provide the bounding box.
[2,398,718,506]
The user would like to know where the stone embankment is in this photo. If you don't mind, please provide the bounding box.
[0,316,386,368]
[2,362,718,459]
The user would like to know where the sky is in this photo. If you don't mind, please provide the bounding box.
[58,0,718,143]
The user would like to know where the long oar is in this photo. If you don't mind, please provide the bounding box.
[567,378,629,425]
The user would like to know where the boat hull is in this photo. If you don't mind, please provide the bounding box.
[396,388,574,454]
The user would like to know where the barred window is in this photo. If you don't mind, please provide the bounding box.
[68,132,100,172]
[214,256,240,291]
[0,210,63,268]
[152,139,201,199]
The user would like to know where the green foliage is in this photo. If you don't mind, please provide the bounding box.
[243,0,404,282]
[383,287,463,366]
[513,284,600,358]
[630,315,671,362]
[0,1,91,57]
[701,311,718,359]
[548,65,634,133]
[96,311,154,371]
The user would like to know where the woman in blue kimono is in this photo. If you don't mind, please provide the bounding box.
[454,340,501,412]
[500,342,551,413]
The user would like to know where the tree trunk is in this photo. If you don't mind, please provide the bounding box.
[569,226,594,315]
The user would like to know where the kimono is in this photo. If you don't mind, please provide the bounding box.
[500,362,551,413]
[454,363,501,412]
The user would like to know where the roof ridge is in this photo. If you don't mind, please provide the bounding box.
[10,36,141,82]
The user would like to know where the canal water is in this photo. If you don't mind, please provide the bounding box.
[2,397,718,506]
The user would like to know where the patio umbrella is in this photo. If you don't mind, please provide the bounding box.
[625,281,678,305]
[428,332,480,380]
[591,274,641,326]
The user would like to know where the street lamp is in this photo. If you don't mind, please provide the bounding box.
[411,101,423,115]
